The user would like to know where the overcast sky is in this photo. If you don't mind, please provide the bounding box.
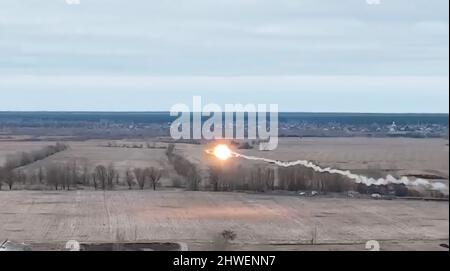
[0,0,448,112]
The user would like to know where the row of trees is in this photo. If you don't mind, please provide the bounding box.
[0,167,26,190]
[105,141,166,149]
[128,167,162,190]
[278,166,354,193]
[0,143,69,190]
[277,165,428,197]
[166,143,353,193]
[166,144,201,190]
[207,162,416,196]
[0,161,163,191]
[203,158,426,197]
[208,164,276,192]
[3,143,68,169]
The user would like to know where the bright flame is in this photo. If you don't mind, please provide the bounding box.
[213,144,233,161]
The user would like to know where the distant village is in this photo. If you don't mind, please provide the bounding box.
[0,113,448,139]
[278,121,449,138]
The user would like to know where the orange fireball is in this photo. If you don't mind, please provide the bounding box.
[212,144,233,161]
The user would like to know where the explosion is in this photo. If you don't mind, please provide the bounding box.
[212,144,233,161]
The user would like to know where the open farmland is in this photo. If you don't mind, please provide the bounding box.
[178,137,449,181]
[0,139,176,187]
[16,140,170,175]
[1,137,448,179]
[0,190,448,251]
[0,137,448,191]
[0,137,448,250]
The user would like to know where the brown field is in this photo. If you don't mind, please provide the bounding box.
[178,137,449,179]
[0,137,448,250]
[19,140,169,174]
[1,137,448,179]
[0,140,174,186]
[0,190,448,251]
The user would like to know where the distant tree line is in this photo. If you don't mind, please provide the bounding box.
[105,141,167,149]
[3,143,68,169]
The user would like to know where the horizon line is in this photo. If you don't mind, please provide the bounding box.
[0,111,448,115]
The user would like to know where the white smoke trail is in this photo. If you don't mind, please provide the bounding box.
[230,152,448,192]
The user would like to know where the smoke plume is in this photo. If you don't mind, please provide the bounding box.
[232,152,448,192]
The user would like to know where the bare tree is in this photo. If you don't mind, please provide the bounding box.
[16,169,26,185]
[5,172,15,190]
[29,172,38,185]
[106,163,117,190]
[209,165,221,191]
[147,167,162,191]
[20,152,32,167]
[66,161,79,190]
[4,155,17,170]
[169,152,202,190]
[166,143,175,161]
[38,167,45,184]
[45,164,61,190]
[125,168,135,190]
[265,168,275,191]
[3,168,16,190]
[91,172,98,190]
[133,168,146,190]
[57,163,75,190]
[95,165,108,190]
[61,164,70,190]
[187,166,201,191]
[0,167,3,190]
[115,172,120,185]
[80,160,90,186]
